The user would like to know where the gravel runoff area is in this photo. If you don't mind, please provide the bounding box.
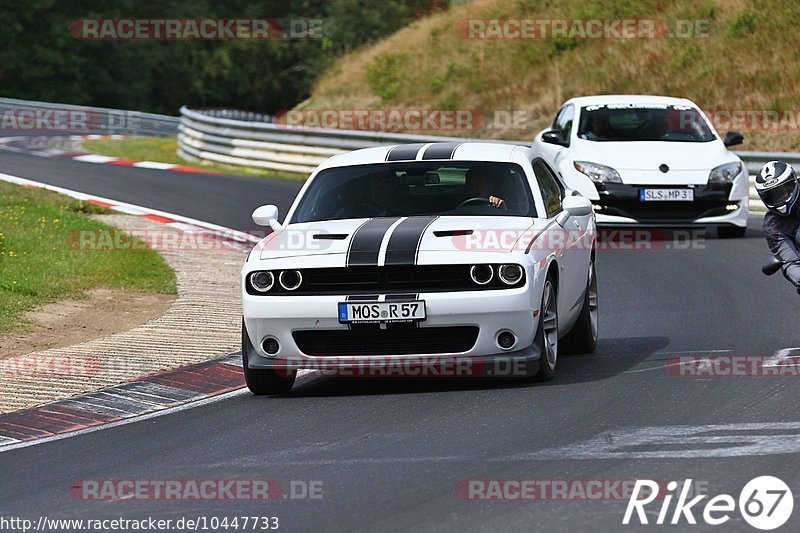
[0,214,246,413]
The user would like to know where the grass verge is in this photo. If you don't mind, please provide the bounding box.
[0,181,177,334]
[82,136,307,181]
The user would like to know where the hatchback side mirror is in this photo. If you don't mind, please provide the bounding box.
[723,131,744,147]
[541,129,569,147]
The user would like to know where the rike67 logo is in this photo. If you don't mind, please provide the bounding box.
[623,477,793,530]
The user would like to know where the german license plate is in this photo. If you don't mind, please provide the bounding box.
[640,188,694,202]
[338,301,426,324]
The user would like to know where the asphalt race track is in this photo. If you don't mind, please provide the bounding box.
[0,149,302,232]
[3,149,800,532]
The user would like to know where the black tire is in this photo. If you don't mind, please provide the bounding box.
[561,258,598,355]
[534,275,559,382]
[717,225,746,239]
[242,321,295,395]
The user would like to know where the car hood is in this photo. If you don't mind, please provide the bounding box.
[256,216,541,262]
[571,139,739,185]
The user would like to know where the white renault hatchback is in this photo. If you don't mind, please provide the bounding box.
[532,95,748,237]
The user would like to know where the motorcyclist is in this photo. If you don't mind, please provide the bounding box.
[756,161,800,292]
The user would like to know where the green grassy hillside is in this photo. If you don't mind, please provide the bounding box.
[298,0,800,152]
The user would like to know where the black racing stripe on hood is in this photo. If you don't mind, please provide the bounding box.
[347,217,401,266]
[421,142,462,160]
[386,143,427,161]
[384,216,438,266]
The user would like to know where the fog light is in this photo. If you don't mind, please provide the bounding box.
[726,203,739,211]
[250,271,274,292]
[262,337,280,356]
[592,204,603,212]
[470,265,494,285]
[279,270,303,291]
[498,264,523,285]
[497,331,516,350]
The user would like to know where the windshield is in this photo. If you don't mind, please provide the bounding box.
[577,104,716,142]
[291,161,537,223]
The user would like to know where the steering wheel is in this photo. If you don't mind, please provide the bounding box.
[457,197,508,211]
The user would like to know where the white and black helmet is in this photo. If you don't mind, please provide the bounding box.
[755,161,800,215]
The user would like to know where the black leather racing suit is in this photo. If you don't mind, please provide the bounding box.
[764,211,800,287]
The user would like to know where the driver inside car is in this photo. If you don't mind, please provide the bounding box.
[581,114,614,141]
[465,167,506,208]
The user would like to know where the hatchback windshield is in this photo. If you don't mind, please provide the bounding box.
[577,104,716,142]
[291,161,537,222]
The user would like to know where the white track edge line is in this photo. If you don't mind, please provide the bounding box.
[0,172,260,244]
[0,388,249,453]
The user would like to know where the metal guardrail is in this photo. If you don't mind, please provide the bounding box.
[178,107,800,186]
[177,106,528,174]
[0,97,179,136]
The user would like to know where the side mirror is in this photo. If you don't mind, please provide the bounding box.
[562,195,593,217]
[723,131,744,147]
[252,205,282,232]
[541,129,569,147]
[762,256,784,276]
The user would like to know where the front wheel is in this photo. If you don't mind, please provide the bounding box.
[242,321,296,395]
[533,276,559,381]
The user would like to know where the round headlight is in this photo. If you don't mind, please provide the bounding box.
[279,270,303,291]
[498,264,523,285]
[250,271,274,293]
[470,265,494,285]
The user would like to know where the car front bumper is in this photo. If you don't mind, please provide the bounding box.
[591,183,748,227]
[242,285,542,370]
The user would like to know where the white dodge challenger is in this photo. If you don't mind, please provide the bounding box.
[241,142,598,394]
[532,95,749,237]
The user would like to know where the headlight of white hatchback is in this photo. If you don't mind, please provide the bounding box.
[574,161,622,183]
[708,162,742,184]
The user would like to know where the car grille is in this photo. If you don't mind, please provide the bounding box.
[246,265,523,295]
[292,325,479,356]
[593,183,735,222]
